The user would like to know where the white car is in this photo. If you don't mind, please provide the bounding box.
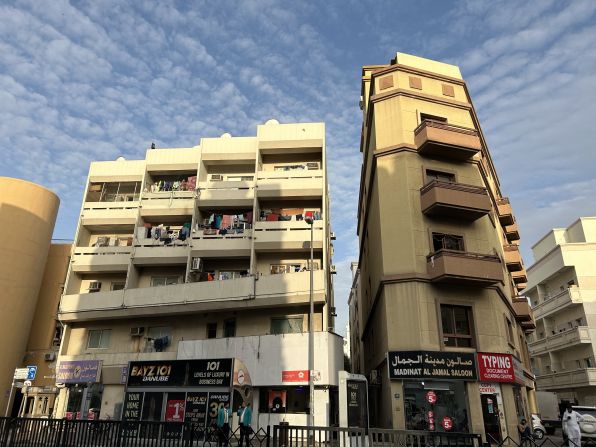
[562,406,596,442]
[532,414,546,439]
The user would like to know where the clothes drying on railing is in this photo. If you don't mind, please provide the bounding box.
[146,176,197,193]
[198,213,253,234]
[137,222,191,245]
[259,208,322,222]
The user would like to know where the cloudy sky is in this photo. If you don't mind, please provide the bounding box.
[1,0,595,335]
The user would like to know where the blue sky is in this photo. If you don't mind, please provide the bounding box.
[2,0,596,335]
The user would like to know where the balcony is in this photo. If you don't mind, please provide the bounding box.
[512,297,533,322]
[71,246,132,273]
[257,170,324,198]
[420,180,491,221]
[191,230,252,257]
[81,201,139,226]
[503,244,524,271]
[533,286,583,320]
[254,220,324,251]
[536,368,596,390]
[59,270,325,322]
[512,269,528,284]
[132,244,189,265]
[528,326,591,355]
[140,191,194,217]
[497,197,514,226]
[197,181,254,207]
[505,222,520,242]
[426,249,503,286]
[414,120,482,160]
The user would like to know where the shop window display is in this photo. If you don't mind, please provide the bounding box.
[404,381,469,433]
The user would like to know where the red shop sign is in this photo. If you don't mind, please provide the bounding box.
[282,370,309,382]
[426,390,437,404]
[442,416,453,431]
[477,352,515,383]
[165,399,185,422]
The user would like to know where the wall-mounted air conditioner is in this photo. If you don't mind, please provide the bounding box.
[130,327,145,337]
[88,281,102,292]
[330,232,336,240]
[306,162,320,170]
[191,257,203,272]
[211,174,224,181]
[330,265,337,274]
[44,352,56,362]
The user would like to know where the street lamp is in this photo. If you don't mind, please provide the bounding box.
[304,215,315,429]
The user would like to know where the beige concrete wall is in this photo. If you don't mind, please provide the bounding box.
[0,177,59,413]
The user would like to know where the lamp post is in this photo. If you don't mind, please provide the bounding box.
[304,216,315,429]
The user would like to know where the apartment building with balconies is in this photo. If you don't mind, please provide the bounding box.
[525,217,596,405]
[351,53,536,441]
[54,120,342,428]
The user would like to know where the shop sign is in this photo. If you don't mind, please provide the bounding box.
[512,356,526,385]
[477,353,515,383]
[56,360,102,384]
[387,351,477,381]
[426,390,437,404]
[282,370,309,382]
[127,359,233,388]
[442,416,453,431]
[479,382,499,394]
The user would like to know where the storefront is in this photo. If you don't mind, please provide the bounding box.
[55,360,103,420]
[388,351,477,433]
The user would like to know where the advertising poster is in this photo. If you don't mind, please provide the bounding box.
[207,392,231,428]
[347,380,368,428]
[184,392,208,438]
[122,392,144,438]
[268,390,287,413]
[164,393,186,440]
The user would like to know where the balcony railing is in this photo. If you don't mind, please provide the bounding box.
[191,230,252,257]
[497,197,514,226]
[512,297,533,321]
[535,368,596,390]
[420,180,491,221]
[59,270,325,322]
[503,244,524,271]
[256,170,324,198]
[254,220,324,251]
[505,222,520,242]
[528,325,591,355]
[197,181,255,206]
[426,249,503,286]
[414,120,481,160]
[532,286,582,319]
[71,246,132,272]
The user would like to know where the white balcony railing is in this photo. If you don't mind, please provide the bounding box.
[533,286,582,319]
[71,246,132,272]
[256,170,324,197]
[528,326,591,355]
[536,368,596,390]
[254,220,324,250]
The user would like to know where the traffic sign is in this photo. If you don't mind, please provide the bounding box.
[24,380,32,387]
[26,366,37,380]
[14,368,29,380]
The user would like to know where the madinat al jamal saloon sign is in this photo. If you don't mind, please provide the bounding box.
[388,351,477,381]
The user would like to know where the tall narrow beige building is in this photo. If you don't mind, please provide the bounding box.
[351,53,536,441]
[526,217,596,405]
[55,121,342,428]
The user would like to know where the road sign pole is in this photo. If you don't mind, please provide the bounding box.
[4,379,15,417]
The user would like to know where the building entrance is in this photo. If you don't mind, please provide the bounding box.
[480,393,501,444]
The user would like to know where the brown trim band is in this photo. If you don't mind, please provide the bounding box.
[371,88,472,110]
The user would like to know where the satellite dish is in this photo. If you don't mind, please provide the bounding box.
[221,133,232,138]
[116,156,126,161]
[265,119,279,125]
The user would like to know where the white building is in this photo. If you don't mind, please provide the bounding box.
[526,217,596,405]
[54,120,342,427]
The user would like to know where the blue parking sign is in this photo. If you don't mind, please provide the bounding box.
[26,366,37,380]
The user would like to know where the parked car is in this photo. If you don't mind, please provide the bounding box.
[532,414,546,439]
[562,406,596,442]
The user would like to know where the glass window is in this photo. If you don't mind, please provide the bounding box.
[270,264,302,274]
[271,317,303,335]
[151,276,180,287]
[426,170,455,184]
[258,387,309,413]
[420,113,447,123]
[111,282,125,291]
[207,323,217,339]
[224,319,236,338]
[87,329,111,349]
[404,381,469,433]
[432,233,464,252]
[440,305,473,347]
[505,317,514,344]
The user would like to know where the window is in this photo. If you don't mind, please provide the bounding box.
[207,323,217,339]
[586,358,594,368]
[87,329,111,349]
[426,169,455,184]
[271,317,303,335]
[224,319,236,338]
[150,276,180,287]
[111,282,126,291]
[440,305,474,347]
[404,381,468,432]
[52,324,62,347]
[432,232,464,252]
[218,271,248,281]
[505,317,514,345]
[258,387,310,414]
[270,264,301,274]
[420,113,447,123]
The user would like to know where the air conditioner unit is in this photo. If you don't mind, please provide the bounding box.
[330,265,337,274]
[191,257,203,272]
[130,327,145,337]
[96,237,109,247]
[306,162,319,170]
[88,281,102,292]
[211,174,224,181]
[330,232,336,240]
[44,352,56,362]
